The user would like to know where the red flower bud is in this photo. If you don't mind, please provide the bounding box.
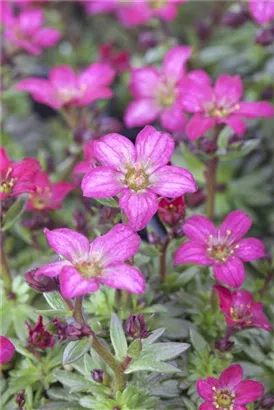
[25,270,59,293]
[124,314,150,340]
[26,316,55,350]
[158,196,185,227]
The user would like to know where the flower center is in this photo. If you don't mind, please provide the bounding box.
[213,387,235,409]
[0,178,16,194]
[124,166,150,192]
[205,101,240,118]
[76,260,103,279]
[149,0,167,9]
[207,231,238,263]
[156,79,177,108]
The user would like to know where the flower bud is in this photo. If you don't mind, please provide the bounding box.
[52,318,93,341]
[15,390,25,410]
[124,314,150,340]
[186,189,206,208]
[25,270,59,293]
[138,31,159,49]
[158,196,185,227]
[27,316,55,350]
[222,7,249,28]
[91,369,104,383]
[255,28,274,46]
[215,338,234,352]
[259,394,274,410]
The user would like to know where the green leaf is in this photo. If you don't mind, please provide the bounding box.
[125,356,181,374]
[189,329,208,352]
[142,328,166,347]
[95,197,119,208]
[2,195,27,231]
[43,292,69,311]
[35,309,72,317]
[142,342,189,361]
[62,339,92,365]
[110,313,127,361]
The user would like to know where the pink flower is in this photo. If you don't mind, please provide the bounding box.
[73,140,95,177]
[26,171,74,211]
[249,0,274,25]
[197,364,264,410]
[2,6,61,55]
[16,63,115,110]
[0,147,40,200]
[180,71,274,140]
[0,336,15,364]
[174,211,265,288]
[125,46,192,132]
[215,285,271,332]
[35,224,145,298]
[99,42,130,73]
[81,125,197,231]
[82,1,185,26]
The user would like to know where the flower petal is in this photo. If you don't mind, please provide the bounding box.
[186,69,212,87]
[16,78,60,109]
[213,257,245,288]
[183,215,217,243]
[0,336,15,364]
[160,102,186,132]
[249,0,274,24]
[19,9,43,35]
[221,115,247,136]
[150,165,197,197]
[35,260,71,277]
[92,134,136,168]
[119,190,158,231]
[59,266,99,299]
[101,263,145,294]
[79,62,115,89]
[179,78,213,112]
[185,114,216,140]
[44,228,90,262]
[49,66,77,91]
[237,101,274,118]
[34,28,61,47]
[90,224,141,264]
[251,303,272,332]
[198,403,216,410]
[124,99,160,128]
[235,380,264,405]
[235,238,265,262]
[163,46,192,81]
[174,241,212,266]
[81,167,123,198]
[130,67,160,98]
[214,285,232,316]
[135,125,174,172]
[219,210,252,244]
[219,364,243,390]
[196,377,219,401]
[214,74,243,106]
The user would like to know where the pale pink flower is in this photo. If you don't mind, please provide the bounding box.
[125,46,192,132]
[180,71,274,140]
[81,125,197,231]
[249,0,274,24]
[215,285,271,332]
[1,5,61,55]
[35,224,145,298]
[174,211,265,288]
[26,171,74,211]
[197,364,264,410]
[16,64,115,110]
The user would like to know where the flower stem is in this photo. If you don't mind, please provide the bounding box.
[0,235,12,292]
[160,236,170,283]
[72,296,86,324]
[205,156,218,220]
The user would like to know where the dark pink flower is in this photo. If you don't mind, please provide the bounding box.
[174,211,265,288]
[99,42,130,73]
[197,364,264,410]
[81,126,197,231]
[35,224,145,298]
[179,71,274,140]
[16,63,115,110]
[0,147,40,200]
[0,336,15,364]
[2,5,61,55]
[158,196,185,226]
[26,171,73,211]
[249,0,274,25]
[215,285,271,332]
[125,46,192,132]
[27,316,55,349]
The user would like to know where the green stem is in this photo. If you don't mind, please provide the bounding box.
[160,236,170,283]
[72,296,86,324]
[205,156,218,220]
[0,235,12,292]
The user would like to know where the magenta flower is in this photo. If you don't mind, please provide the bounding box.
[197,364,264,410]
[179,71,274,140]
[81,125,197,231]
[215,285,271,332]
[174,211,265,288]
[16,63,115,110]
[0,147,40,200]
[26,171,74,211]
[99,42,130,74]
[82,1,185,26]
[2,6,61,55]
[0,336,15,364]
[249,0,274,24]
[35,224,145,298]
[27,316,55,350]
[125,46,192,132]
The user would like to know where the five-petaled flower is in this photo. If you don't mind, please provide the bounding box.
[197,364,264,410]
[0,336,15,364]
[214,285,271,332]
[81,125,197,231]
[0,147,40,200]
[125,46,192,132]
[16,63,115,110]
[179,71,274,140]
[35,224,145,298]
[26,171,74,211]
[1,3,61,55]
[248,0,274,25]
[174,210,265,288]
